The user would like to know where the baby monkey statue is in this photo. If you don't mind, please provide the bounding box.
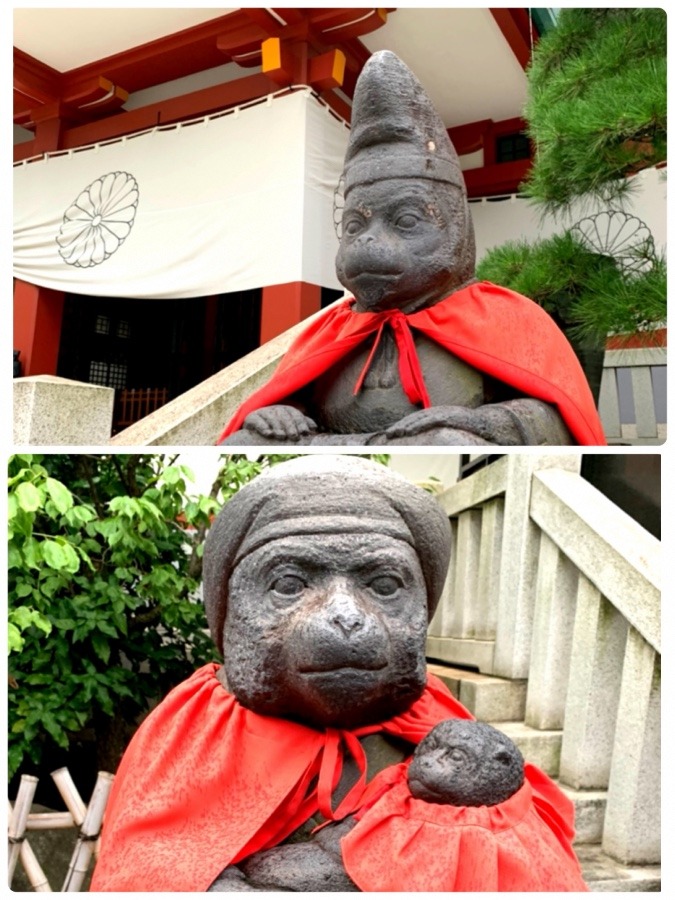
[230,720,528,891]
[90,457,588,892]
[219,52,605,446]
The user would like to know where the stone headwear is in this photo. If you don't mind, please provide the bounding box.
[342,50,466,197]
[203,455,452,654]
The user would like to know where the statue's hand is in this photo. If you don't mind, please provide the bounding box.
[384,406,500,443]
[384,401,572,446]
[208,865,268,891]
[243,406,319,441]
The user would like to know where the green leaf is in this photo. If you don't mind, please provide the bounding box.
[8,623,24,653]
[162,466,182,485]
[15,481,42,512]
[91,634,111,665]
[41,540,67,569]
[42,712,68,748]
[45,477,74,514]
[41,540,80,574]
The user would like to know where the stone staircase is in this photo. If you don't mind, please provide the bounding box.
[428,662,661,892]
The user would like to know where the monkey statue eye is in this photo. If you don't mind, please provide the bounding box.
[396,213,419,230]
[368,575,402,596]
[270,574,306,597]
[344,217,364,236]
[449,748,466,763]
[494,749,512,765]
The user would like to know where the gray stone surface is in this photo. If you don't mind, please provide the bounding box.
[203,455,457,890]
[202,455,451,728]
[223,51,573,447]
[407,719,524,806]
[14,376,114,446]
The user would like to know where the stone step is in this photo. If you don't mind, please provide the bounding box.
[427,662,527,721]
[488,719,562,776]
[576,845,661,892]
[558,783,607,845]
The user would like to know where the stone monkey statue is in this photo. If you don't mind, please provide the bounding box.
[90,457,587,892]
[219,52,605,446]
[219,719,525,892]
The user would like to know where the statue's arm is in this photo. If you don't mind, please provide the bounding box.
[208,818,359,892]
[378,399,573,445]
[219,388,320,445]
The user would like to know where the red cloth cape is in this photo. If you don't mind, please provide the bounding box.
[91,665,578,892]
[218,282,606,445]
[342,764,588,891]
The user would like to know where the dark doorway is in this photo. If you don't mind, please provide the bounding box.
[57,290,262,433]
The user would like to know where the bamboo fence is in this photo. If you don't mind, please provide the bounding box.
[8,769,114,892]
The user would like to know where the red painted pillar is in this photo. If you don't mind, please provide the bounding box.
[259,282,322,344]
[13,280,65,376]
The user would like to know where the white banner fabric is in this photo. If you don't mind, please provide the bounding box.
[13,90,349,299]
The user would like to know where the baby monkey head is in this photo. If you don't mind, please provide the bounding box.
[407,719,524,807]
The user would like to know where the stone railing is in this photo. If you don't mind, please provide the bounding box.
[599,345,667,445]
[12,320,666,447]
[428,455,660,867]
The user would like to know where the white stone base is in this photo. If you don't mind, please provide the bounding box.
[14,376,114,446]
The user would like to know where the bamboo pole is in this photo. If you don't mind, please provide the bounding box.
[8,800,54,891]
[26,811,76,830]
[8,800,52,891]
[61,772,114,892]
[8,775,38,884]
[50,769,86,825]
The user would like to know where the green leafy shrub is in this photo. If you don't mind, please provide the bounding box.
[477,232,666,347]
[8,454,275,778]
[8,452,390,781]
[523,8,666,209]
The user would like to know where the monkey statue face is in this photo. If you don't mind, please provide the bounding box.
[223,531,429,729]
[407,719,524,807]
[335,178,473,315]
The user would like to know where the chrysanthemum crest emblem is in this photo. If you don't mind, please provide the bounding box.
[57,172,139,268]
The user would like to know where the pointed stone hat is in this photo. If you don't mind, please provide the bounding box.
[343,50,466,196]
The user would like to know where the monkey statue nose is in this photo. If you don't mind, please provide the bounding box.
[332,612,364,636]
[325,583,366,636]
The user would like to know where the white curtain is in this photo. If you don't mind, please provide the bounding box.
[13,89,349,299]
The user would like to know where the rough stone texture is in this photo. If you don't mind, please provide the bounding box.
[203,455,457,890]
[525,533,579,730]
[560,579,628,790]
[202,455,451,729]
[495,721,562,777]
[14,376,114,446]
[223,51,573,447]
[559,786,607,846]
[575,845,660,892]
[602,631,660,865]
[407,719,524,806]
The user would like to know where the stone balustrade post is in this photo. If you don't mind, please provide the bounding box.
[14,376,114,446]
[602,628,661,865]
[559,577,628,790]
[524,533,579,730]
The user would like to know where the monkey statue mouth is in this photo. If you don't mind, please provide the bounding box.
[298,660,388,675]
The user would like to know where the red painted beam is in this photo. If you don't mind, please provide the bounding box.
[60,11,252,96]
[463,158,532,198]
[489,8,538,70]
[13,49,62,111]
[59,73,275,149]
[260,282,322,343]
[13,281,65,377]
